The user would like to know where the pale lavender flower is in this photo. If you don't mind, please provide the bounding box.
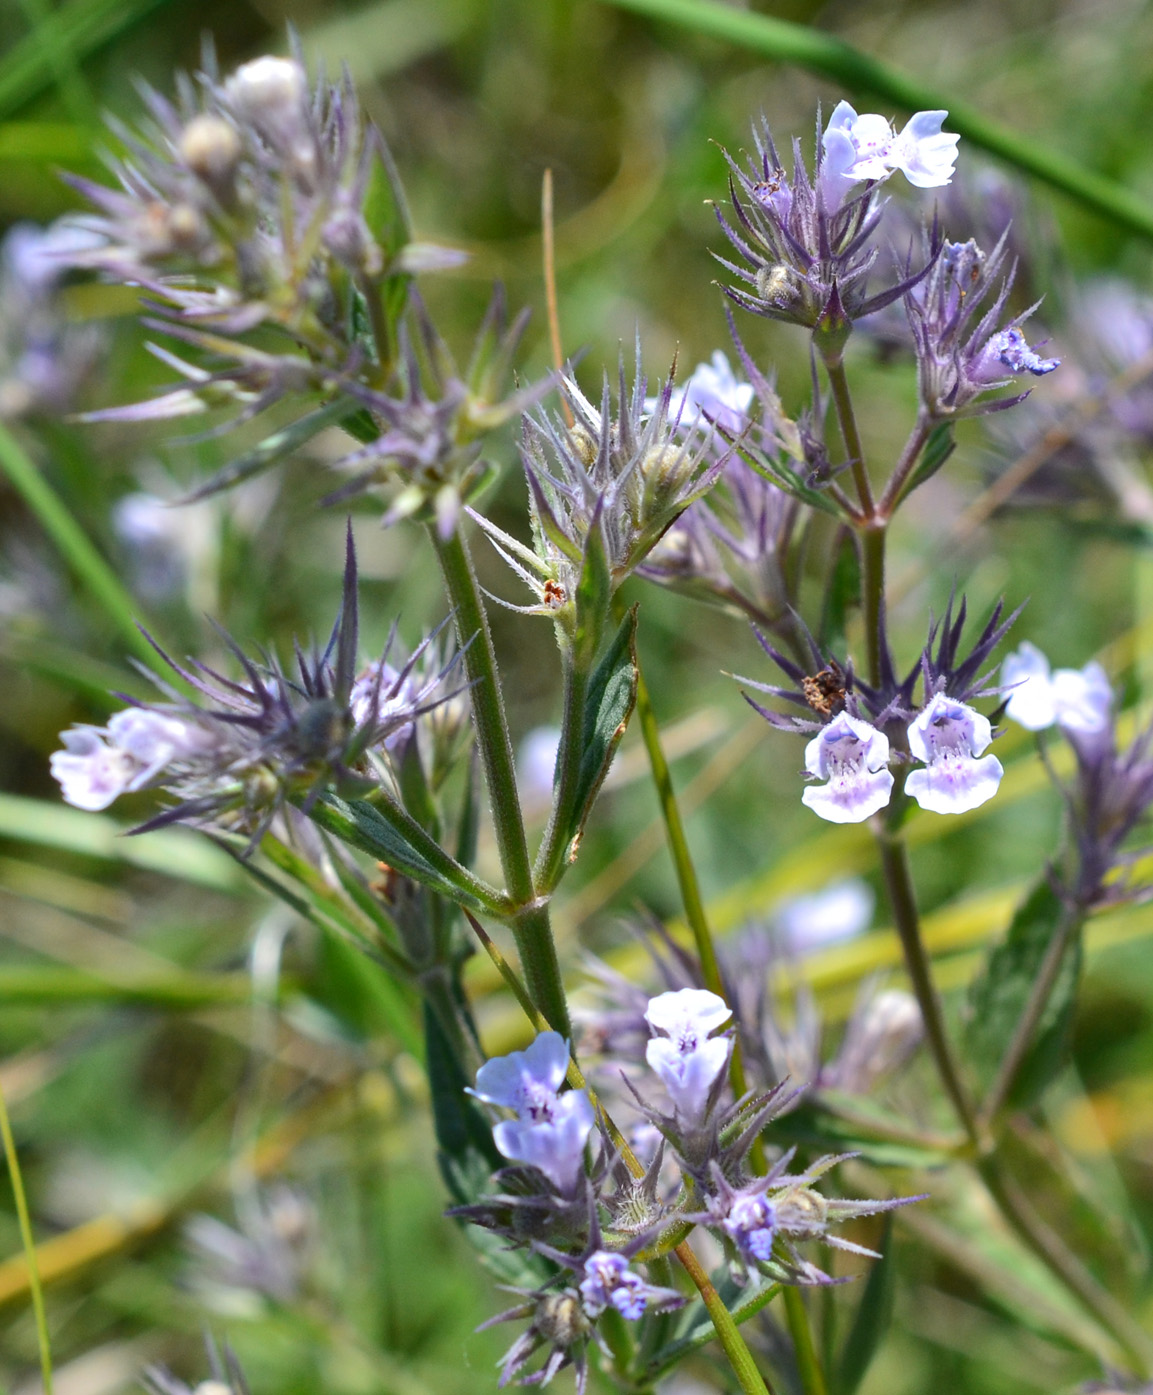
[644,988,732,1126]
[471,1032,594,1195]
[50,727,145,811]
[722,1191,777,1264]
[1002,643,1111,735]
[822,103,958,196]
[801,711,894,824]
[906,233,1059,419]
[776,878,873,953]
[652,351,755,435]
[906,692,1004,814]
[50,710,213,812]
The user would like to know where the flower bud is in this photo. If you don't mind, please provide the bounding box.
[225,56,307,126]
[179,114,242,195]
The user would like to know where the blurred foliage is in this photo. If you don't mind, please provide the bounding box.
[3,0,1153,1392]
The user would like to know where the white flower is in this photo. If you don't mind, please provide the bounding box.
[822,102,958,192]
[49,709,208,811]
[776,879,874,954]
[905,693,1004,815]
[517,725,562,805]
[470,1032,593,1195]
[1002,643,1111,735]
[657,352,755,435]
[49,727,138,811]
[801,712,894,824]
[644,988,732,1125]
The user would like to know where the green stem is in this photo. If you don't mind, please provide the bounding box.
[876,821,979,1148]
[675,1241,775,1395]
[0,421,157,671]
[429,524,570,1036]
[533,658,590,892]
[633,654,756,1120]
[599,0,1153,244]
[783,1286,828,1395]
[979,900,1084,1129]
[978,1155,1153,1374]
[878,415,933,518]
[860,523,886,690]
[0,1076,53,1395]
[823,356,874,520]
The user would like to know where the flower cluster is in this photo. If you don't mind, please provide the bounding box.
[1002,644,1153,905]
[465,993,915,1389]
[743,595,1015,823]
[713,104,953,337]
[472,347,726,645]
[905,232,1059,419]
[49,531,464,843]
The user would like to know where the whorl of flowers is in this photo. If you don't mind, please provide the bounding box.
[49,528,464,845]
[712,105,952,338]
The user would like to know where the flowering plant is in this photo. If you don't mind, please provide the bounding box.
[5,16,1153,1395]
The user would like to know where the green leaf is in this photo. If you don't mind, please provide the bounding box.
[312,925,422,1056]
[836,1215,895,1395]
[902,422,955,499]
[310,793,507,915]
[819,525,861,654]
[740,441,841,516]
[178,397,365,503]
[964,879,1082,1108]
[568,606,639,855]
[573,516,613,669]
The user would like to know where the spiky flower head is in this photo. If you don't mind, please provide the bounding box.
[49,528,463,845]
[701,1154,922,1287]
[905,232,1059,419]
[713,110,942,342]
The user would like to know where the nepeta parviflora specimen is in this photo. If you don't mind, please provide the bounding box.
[40,41,1153,1395]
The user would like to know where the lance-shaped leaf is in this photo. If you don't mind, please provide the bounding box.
[964,878,1082,1109]
[310,792,510,917]
[566,606,639,860]
[178,397,369,503]
[902,421,956,500]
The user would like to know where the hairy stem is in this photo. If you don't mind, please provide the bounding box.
[675,1241,775,1395]
[823,355,874,520]
[533,658,590,891]
[878,414,933,518]
[860,522,886,690]
[429,524,570,1035]
[876,821,979,1148]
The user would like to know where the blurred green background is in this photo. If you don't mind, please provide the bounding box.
[3,0,1153,1390]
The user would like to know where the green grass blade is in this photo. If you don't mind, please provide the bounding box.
[0,794,243,891]
[0,422,158,672]
[600,0,1153,242]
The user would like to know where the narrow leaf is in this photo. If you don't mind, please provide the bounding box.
[964,879,1082,1108]
[567,606,639,855]
[177,397,364,503]
[310,792,506,915]
[836,1215,895,1395]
